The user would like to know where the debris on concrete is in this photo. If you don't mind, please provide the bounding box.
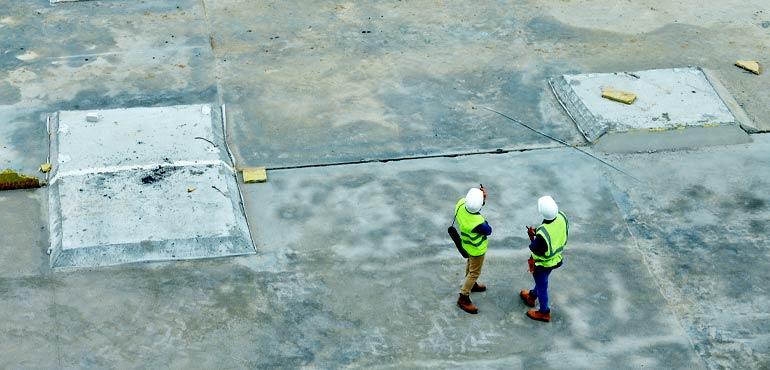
[242,167,267,183]
[85,112,101,122]
[735,60,761,75]
[0,169,41,191]
[39,163,52,173]
[601,88,637,104]
[187,187,196,193]
[140,166,177,185]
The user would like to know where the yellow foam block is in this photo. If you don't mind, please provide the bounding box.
[735,60,761,75]
[601,88,637,104]
[242,167,267,183]
[0,169,41,191]
[39,163,52,173]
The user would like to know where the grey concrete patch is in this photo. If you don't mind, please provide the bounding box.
[0,190,49,278]
[209,2,583,168]
[607,134,770,369]
[47,105,253,268]
[0,81,21,105]
[0,275,58,370]
[550,67,738,143]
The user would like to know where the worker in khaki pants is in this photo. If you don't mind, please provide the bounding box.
[454,186,491,314]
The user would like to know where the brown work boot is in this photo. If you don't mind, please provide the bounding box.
[471,282,486,292]
[526,309,551,322]
[519,289,536,307]
[457,294,478,314]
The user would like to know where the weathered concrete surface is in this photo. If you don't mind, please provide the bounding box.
[1,0,770,368]
[607,134,770,369]
[5,137,770,368]
[3,1,770,170]
[4,139,770,367]
[2,147,718,369]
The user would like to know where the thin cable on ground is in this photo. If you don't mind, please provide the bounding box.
[479,106,641,182]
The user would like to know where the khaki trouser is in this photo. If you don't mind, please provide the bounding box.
[460,254,485,295]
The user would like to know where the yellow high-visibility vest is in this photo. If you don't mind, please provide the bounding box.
[532,211,568,267]
[454,198,488,256]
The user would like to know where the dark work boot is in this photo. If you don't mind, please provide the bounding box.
[471,282,486,292]
[526,309,551,322]
[457,294,478,314]
[519,289,536,307]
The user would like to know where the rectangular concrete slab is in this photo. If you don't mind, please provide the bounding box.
[238,149,704,368]
[47,104,254,268]
[550,67,740,142]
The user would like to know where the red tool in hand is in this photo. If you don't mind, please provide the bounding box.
[479,183,487,200]
[527,226,536,241]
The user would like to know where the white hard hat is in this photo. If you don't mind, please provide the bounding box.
[538,196,558,220]
[465,188,484,213]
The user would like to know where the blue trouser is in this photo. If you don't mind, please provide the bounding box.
[529,266,553,313]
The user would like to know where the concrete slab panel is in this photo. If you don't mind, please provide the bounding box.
[207,1,584,168]
[550,67,746,147]
[0,276,57,370]
[605,134,770,369]
[48,104,253,268]
[238,149,703,367]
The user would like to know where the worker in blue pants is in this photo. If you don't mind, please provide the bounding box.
[520,196,569,322]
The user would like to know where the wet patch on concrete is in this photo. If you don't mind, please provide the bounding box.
[526,16,624,44]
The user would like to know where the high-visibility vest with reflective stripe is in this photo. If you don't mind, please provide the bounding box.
[532,211,568,267]
[455,198,488,256]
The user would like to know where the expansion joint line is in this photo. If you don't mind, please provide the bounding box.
[199,0,226,107]
[267,145,562,171]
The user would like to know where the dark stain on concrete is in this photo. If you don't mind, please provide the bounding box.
[685,184,715,200]
[59,85,218,111]
[526,16,623,44]
[338,173,375,188]
[278,203,314,221]
[734,191,766,212]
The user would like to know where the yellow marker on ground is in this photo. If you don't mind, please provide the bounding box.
[40,163,52,173]
[601,88,637,104]
[0,169,41,191]
[242,167,267,183]
[735,60,761,75]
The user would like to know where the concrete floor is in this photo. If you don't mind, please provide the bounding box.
[2,0,770,369]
